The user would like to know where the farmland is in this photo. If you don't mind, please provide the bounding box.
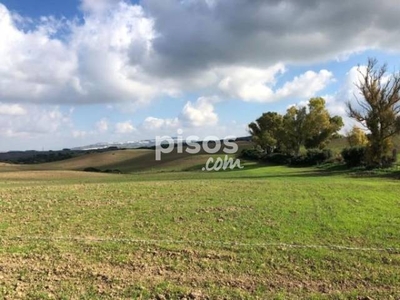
[0,152,399,299]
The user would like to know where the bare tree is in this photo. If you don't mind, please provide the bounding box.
[347,58,400,167]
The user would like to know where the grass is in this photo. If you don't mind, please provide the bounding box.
[0,153,400,299]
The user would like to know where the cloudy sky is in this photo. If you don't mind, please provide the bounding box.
[0,0,399,151]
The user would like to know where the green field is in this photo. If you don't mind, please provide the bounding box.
[0,151,399,299]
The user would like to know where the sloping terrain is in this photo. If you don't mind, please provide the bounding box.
[0,142,252,174]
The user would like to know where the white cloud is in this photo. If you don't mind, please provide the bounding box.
[180,96,219,127]
[0,105,70,138]
[1,0,398,108]
[69,1,160,104]
[80,0,119,14]
[139,96,219,134]
[115,121,136,134]
[141,116,179,130]
[275,70,334,100]
[0,4,76,103]
[0,0,399,109]
[218,64,285,102]
[0,103,27,116]
[217,64,333,102]
[0,2,168,107]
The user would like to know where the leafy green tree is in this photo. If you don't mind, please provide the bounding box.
[347,58,400,167]
[282,98,343,154]
[282,106,307,156]
[248,112,283,154]
[347,126,368,147]
[303,97,344,149]
[249,98,343,156]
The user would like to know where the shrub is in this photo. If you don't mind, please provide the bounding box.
[290,149,333,166]
[262,153,292,165]
[289,155,309,166]
[379,149,398,168]
[240,149,262,161]
[341,147,367,167]
[306,149,333,165]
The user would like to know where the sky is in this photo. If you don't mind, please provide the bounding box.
[0,0,400,151]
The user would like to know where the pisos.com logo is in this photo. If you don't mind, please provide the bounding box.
[155,129,244,171]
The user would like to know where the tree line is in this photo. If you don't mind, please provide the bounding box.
[249,97,343,156]
[247,58,400,168]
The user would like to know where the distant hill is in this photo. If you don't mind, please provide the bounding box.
[0,147,122,164]
[5,135,387,174]
[0,136,252,165]
[72,140,157,151]
[0,141,253,174]
[72,136,252,151]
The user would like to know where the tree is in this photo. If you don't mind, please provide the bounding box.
[248,112,283,154]
[282,106,307,156]
[303,97,344,149]
[347,58,400,167]
[249,98,343,156]
[347,126,368,147]
[283,98,343,154]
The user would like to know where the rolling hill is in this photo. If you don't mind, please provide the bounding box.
[0,141,253,174]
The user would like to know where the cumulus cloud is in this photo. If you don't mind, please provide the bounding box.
[0,105,70,137]
[144,0,400,72]
[0,1,165,106]
[1,0,399,106]
[0,4,76,103]
[180,96,219,127]
[141,116,180,130]
[140,96,219,133]
[115,121,136,134]
[276,70,334,100]
[217,64,333,102]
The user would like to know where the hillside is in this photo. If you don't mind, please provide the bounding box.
[0,141,253,174]
[3,136,398,174]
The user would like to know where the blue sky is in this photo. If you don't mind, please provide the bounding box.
[1,0,81,18]
[0,0,400,151]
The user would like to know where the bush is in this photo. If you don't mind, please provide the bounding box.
[380,149,398,168]
[262,153,292,165]
[240,149,262,161]
[290,149,333,166]
[341,147,367,167]
[289,155,308,166]
[306,149,333,165]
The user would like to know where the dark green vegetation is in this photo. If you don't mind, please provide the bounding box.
[249,97,344,157]
[246,97,349,168]
[0,148,400,299]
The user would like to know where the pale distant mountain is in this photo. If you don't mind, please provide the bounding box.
[72,139,157,150]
